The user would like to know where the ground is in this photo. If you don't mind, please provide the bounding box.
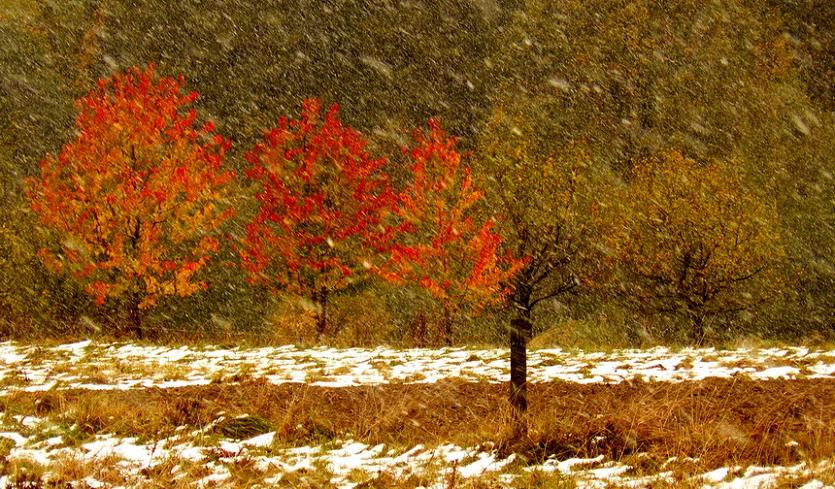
[1,341,834,488]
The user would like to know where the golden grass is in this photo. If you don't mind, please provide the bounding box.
[2,377,834,475]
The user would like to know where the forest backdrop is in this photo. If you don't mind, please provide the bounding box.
[1,0,833,346]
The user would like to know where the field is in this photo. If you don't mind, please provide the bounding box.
[1,341,835,488]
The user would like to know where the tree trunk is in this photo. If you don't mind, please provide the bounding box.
[691,313,705,345]
[509,308,532,414]
[509,298,532,440]
[127,290,143,339]
[412,312,428,346]
[126,216,143,339]
[313,287,329,339]
[441,303,453,346]
[509,274,534,446]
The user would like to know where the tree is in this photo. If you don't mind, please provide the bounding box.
[240,99,397,337]
[27,65,234,337]
[381,119,521,345]
[615,150,786,343]
[474,106,617,417]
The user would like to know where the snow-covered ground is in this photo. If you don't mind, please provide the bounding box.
[0,422,832,488]
[1,340,834,488]
[1,340,834,394]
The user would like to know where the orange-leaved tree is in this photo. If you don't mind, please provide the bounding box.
[381,119,522,344]
[27,65,234,337]
[241,99,398,337]
[616,150,786,343]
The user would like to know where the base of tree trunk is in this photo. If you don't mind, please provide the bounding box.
[126,294,143,339]
[691,315,706,345]
[509,314,532,437]
[313,287,329,339]
[441,304,453,346]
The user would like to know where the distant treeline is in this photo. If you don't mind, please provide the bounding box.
[1,0,833,346]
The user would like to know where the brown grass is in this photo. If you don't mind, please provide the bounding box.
[2,378,834,472]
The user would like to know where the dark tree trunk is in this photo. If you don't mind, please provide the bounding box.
[313,287,329,338]
[126,290,143,339]
[691,313,705,345]
[412,312,428,346]
[126,216,143,339]
[509,290,533,440]
[510,275,534,438]
[509,307,532,414]
[441,303,453,346]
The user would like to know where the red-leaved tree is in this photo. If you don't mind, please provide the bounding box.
[27,65,234,337]
[381,120,522,344]
[241,99,398,337]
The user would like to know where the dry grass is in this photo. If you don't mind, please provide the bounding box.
[135,454,216,488]
[512,379,835,470]
[3,377,835,475]
[50,452,127,486]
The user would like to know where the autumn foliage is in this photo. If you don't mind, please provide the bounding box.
[616,151,785,342]
[383,120,522,342]
[475,106,618,413]
[27,65,234,335]
[240,99,398,336]
[240,105,519,341]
